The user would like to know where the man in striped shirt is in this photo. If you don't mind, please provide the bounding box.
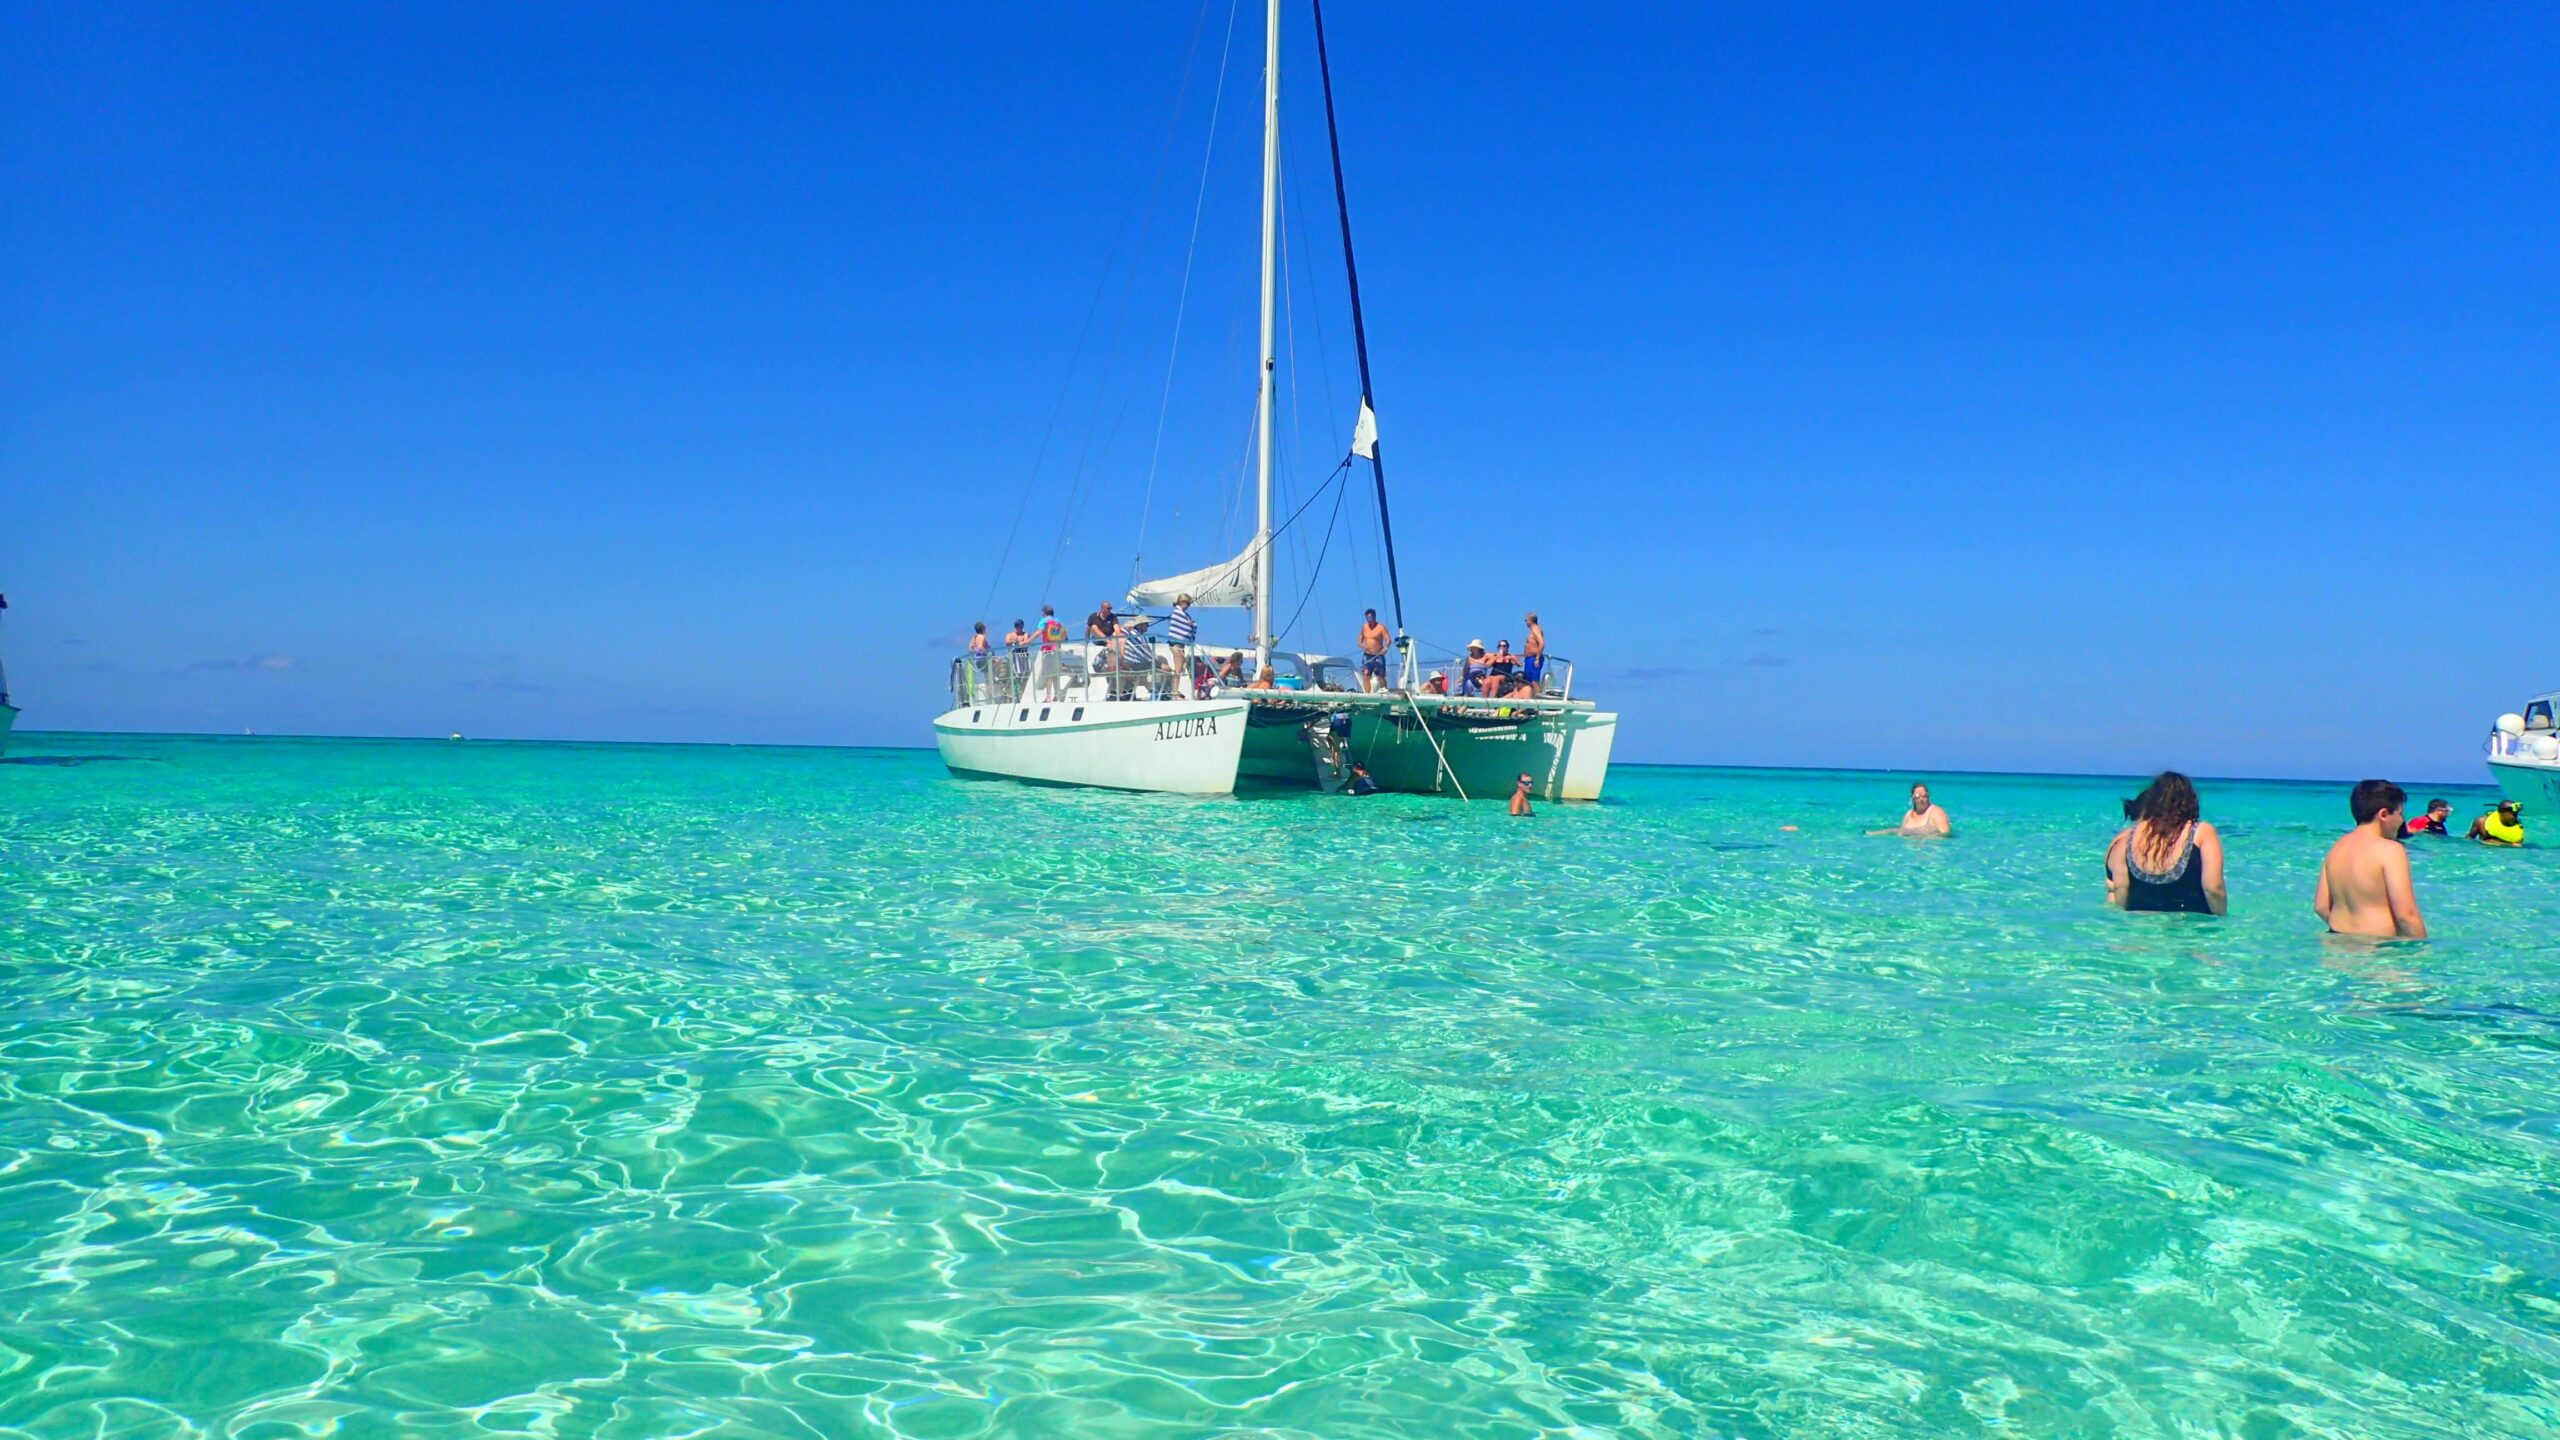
[1165,594,1197,695]
[1118,618,1157,699]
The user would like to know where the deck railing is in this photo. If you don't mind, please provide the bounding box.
[2488,728,2559,762]
[948,642,1583,709]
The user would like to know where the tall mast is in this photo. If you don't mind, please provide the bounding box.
[1309,0,1404,642]
[1252,0,1281,666]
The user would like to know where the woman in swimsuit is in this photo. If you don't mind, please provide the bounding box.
[1869,783,1952,837]
[2105,771,2227,915]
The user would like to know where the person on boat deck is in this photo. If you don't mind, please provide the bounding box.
[2105,771,2226,916]
[1487,640,1520,688]
[1212,652,1246,692]
[1166,594,1197,694]
[1460,640,1491,696]
[1422,673,1448,696]
[1003,619,1032,659]
[1358,609,1391,692]
[1509,772,1535,817]
[1521,613,1546,690]
[2318,780,2427,938]
[962,622,993,702]
[1869,782,1952,837]
[1246,660,1279,691]
[2400,798,2452,838]
[1348,763,1380,796]
[1086,600,1121,677]
[2469,800,2526,846]
[1034,606,1068,700]
[1111,619,1155,698]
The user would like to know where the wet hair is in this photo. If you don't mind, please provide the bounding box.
[973,621,985,634]
[1013,618,1025,630]
[2427,798,2449,813]
[2132,771,2200,831]
[1364,608,1376,619]
[2350,779,2407,825]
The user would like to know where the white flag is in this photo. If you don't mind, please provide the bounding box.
[1350,399,1378,460]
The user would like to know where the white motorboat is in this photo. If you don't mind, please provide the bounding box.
[2486,694,2560,812]
[931,0,1618,799]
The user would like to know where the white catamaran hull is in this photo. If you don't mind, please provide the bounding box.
[936,696,1249,794]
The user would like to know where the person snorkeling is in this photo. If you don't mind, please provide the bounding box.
[2468,800,2526,847]
[2402,798,2454,837]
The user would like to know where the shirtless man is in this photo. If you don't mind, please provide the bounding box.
[1508,773,1535,817]
[1358,609,1391,692]
[1869,782,1952,837]
[2315,779,2426,939]
[1521,613,1547,691]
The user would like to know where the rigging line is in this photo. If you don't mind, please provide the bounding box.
[1310,0,1407,634]
[1274,450,1351,643]
[1222,455,1348,594]
[1280,104,1362,613]
[1131,0,1245,586]
[1277,187,1314,609]
[1039,0,1222,604]
[980,0,1219,624]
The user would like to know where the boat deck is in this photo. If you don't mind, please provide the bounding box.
[1232,687,1597,718]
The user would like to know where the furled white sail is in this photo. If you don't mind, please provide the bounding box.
[1127,536,1263,609]
[1351,399,1378,460]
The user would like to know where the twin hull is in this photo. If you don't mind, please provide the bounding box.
[935,698,1249,794]
[934,694,1616,800]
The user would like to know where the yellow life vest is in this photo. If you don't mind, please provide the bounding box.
[2480,810,2525,845]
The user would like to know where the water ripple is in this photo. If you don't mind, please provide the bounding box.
[1,737,2556,1436]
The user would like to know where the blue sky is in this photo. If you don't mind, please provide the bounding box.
[5,2,2553,780]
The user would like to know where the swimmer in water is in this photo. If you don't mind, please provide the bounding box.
[2468,800,2525,847]
[2402,798,2453,837]
[2316,779,2426,939]
[1869,782,1951,837]
[1508,773,1534,817]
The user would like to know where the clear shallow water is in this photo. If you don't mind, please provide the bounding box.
[3,733,2557,1439]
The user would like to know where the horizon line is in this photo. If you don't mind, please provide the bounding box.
[11,726,2495,791]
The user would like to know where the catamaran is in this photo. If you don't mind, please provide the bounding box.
[933,0,1617,800]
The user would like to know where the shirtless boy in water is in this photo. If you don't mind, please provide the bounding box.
[2315,779,2426,939]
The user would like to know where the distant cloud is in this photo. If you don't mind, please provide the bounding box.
[925,628,976,652]
[1739,652,1791,668]
[185,654,300,674]
[454,677,551,696]
[1749,626,1783,639]
[1617,665,1700,682]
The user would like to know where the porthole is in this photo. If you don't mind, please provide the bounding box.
[1040,707,1051,721]
[971,710,981,723]
[1017,709,1028,721]
[1072,707,1084,721]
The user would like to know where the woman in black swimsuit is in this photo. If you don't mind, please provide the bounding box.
[2105,771,2227,916]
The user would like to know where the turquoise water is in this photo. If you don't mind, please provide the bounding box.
[3,733,2557,1439]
